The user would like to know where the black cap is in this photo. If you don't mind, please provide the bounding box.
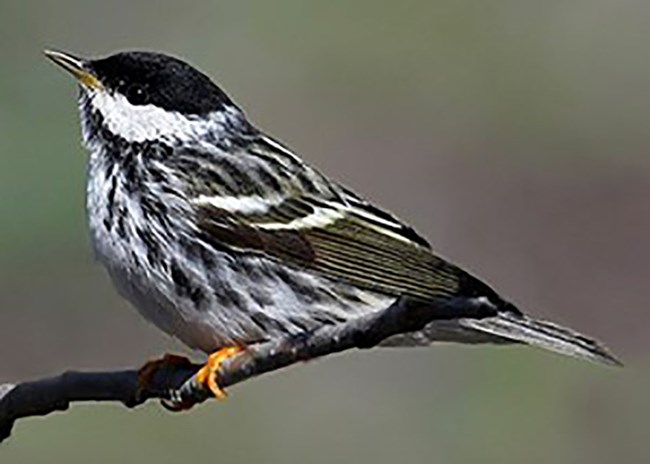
[88,51,234,115]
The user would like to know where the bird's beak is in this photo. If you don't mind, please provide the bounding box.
[44,49,104,91]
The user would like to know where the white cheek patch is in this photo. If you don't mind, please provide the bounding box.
[88,91,228,143]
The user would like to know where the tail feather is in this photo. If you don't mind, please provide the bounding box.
[379,297,622,366]
[458,311,622,366]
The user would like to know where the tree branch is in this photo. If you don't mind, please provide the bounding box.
[0,297,483,443]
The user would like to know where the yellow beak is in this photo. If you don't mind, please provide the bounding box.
[44,49,104,91]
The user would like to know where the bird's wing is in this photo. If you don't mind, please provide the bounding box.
[192,190,469,302]
[175,134,497,304]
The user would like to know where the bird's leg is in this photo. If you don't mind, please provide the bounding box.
[137,353,197,397]
[195,346,244,400]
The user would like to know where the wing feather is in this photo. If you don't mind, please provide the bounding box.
[193,194,464,301]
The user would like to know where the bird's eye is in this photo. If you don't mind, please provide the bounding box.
[125,84,149,105]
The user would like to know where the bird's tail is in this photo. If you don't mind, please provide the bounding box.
[385,309,622,367]
[455,311,622,366]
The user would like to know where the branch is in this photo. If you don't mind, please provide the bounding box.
[0,297,486,443]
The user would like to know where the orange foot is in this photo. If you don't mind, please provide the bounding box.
[195,346,244,400]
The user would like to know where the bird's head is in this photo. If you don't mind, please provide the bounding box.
[44,50,242,144]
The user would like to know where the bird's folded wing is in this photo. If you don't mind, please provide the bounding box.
[192,194,464,301]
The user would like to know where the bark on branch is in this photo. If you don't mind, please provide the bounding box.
[0,297,481,443]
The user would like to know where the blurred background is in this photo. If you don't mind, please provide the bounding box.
[0,0,648,462]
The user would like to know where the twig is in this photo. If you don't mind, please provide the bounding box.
[0,296,490,443]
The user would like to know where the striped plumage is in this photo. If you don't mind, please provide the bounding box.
[49,50,620,366]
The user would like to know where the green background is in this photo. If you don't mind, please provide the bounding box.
[0,1,647,463]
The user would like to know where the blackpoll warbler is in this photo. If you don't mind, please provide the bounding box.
[44,50,620,399]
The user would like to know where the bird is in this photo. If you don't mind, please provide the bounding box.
[44,49,620,401]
